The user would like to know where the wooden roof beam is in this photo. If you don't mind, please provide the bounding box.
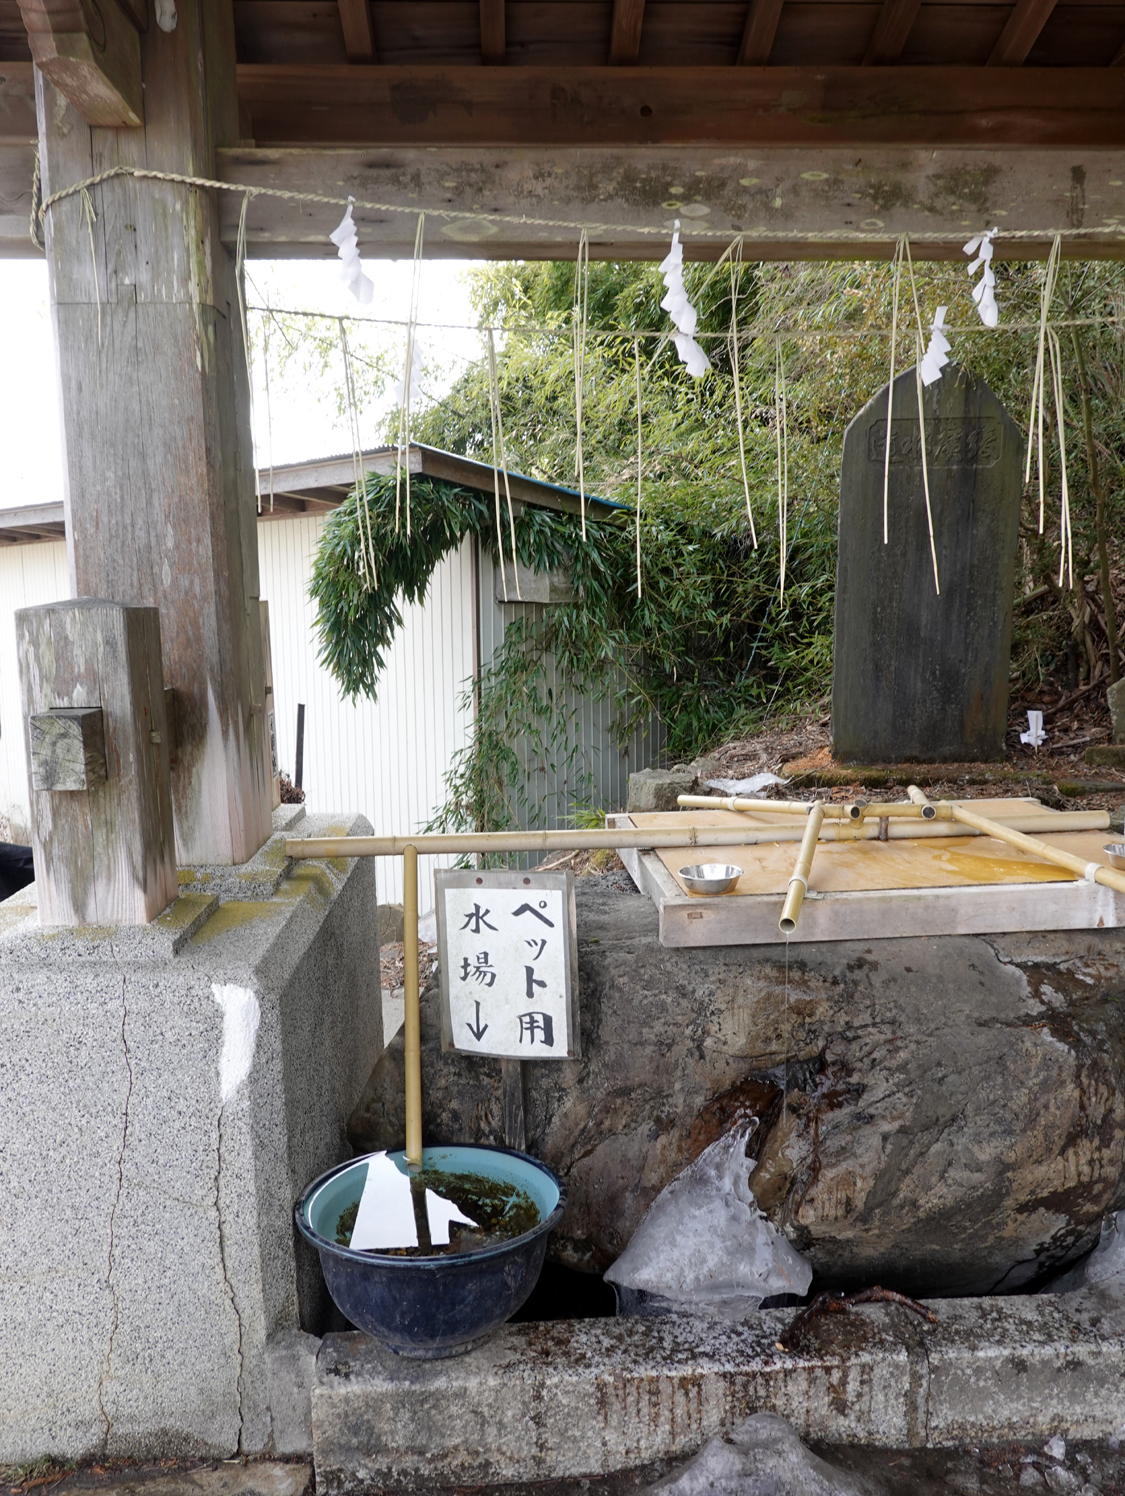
[338,0,375,60]
[864,0,923,64]
[481,0,505,63]
[610,0,646,64]
[988,0,1058,65]
[737,0,785,65]
[16,0,143,125]
[236,65,1125,149]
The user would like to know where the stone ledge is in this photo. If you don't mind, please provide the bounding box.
[310,1292,1125,1493]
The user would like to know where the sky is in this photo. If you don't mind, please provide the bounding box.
[0,255,486,512]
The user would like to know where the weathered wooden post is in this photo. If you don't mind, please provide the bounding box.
[32,0,272,867]
[17,599,177,925]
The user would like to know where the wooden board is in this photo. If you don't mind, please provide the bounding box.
[611,808,1125,947]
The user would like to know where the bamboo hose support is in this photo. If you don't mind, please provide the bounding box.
[780,803,825,932]
[403,843,423,1168]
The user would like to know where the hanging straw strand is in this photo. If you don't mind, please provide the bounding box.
[485,329,508,603]
[1046,326,1073,588]
[234,192,263,516]
[775,339,789,605]
[339,320,376,587]
[882,237,904,545]
[262,309,275,513]
[394,212,426,537]
[573,229,590,540]
[903,240,940,595]
[635,336,644,599]
[1026,234,1062,533]
[729,247,757,548]
[487,330,521,601]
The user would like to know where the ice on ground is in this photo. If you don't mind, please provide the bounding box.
[1043,1212,1125,1297]
[645,1412,878,1494]
[605,1124,812,1310]
[706,773,789,796]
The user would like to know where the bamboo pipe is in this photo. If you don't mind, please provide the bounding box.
[946,802,1125,895]
[779,803,825,932]
[285,810,1110,862]
[676,793,1006,821]
[676,795,858,819]
[402,843,423,1168]
[906,785,939,819]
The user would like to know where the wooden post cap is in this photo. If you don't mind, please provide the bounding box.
[29,707,107,791]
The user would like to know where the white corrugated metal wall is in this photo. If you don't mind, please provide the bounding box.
[256,516,476,908]
[478,551,662,861]
[0,540,70,843]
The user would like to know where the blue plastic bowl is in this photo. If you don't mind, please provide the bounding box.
[295,1144,566,1358]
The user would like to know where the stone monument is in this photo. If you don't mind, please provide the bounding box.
[832,364,1022,762]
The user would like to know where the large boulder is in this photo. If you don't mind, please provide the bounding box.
[350,878,1125,1296]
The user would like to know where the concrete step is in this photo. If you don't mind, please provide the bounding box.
[310,1292,1125,1493]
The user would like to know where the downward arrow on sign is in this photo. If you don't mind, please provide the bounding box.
[466,1000,489,1042]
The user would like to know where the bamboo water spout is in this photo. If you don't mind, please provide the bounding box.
[779,803,825,933]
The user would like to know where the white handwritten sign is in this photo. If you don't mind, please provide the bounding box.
[435,870,580,1060]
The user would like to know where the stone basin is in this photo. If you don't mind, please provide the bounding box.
[351,875,1125,1297]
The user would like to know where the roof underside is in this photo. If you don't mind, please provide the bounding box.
[3,0,1125,259]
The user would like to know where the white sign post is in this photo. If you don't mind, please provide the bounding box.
[435,870,580,1060]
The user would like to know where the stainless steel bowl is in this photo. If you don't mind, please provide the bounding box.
[678,863,742,895]
[1104,843,1125,871]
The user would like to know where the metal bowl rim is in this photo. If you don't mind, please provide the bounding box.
[678,863,743,880]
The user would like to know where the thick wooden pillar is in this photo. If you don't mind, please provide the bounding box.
[35,0,273,866]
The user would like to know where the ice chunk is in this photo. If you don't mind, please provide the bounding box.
[706,772,789,796]
[605,1124,812,1309]
[1043,1212,1125,1297]
[644,1412,876,1494]
[425,1187,477,1245]
[348,1151,418,1251]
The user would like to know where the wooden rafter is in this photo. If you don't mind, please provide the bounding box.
[338,0,375,60]
[864,0,923,64]
[610,0,646,64]
[988,0,1058,65]
[737,0,785,64]
[480,0,505,64]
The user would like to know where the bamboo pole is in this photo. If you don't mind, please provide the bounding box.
[402,843,423,1168]
[947,802,1125,895]
[780,803,825,932]
[285,810,1110,862]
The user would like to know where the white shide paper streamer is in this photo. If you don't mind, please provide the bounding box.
[963,229,999,329]
[330,202,374,305]
[919,305,951,386]
[659,222,710,377]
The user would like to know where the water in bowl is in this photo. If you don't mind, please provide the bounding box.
[335,1158,541,1257]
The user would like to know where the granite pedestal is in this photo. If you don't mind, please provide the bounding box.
[0,806,382,1461]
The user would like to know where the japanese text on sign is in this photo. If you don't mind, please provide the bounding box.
[436,871,579,1060]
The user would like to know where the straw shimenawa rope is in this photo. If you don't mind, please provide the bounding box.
[37,162,1125,248]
